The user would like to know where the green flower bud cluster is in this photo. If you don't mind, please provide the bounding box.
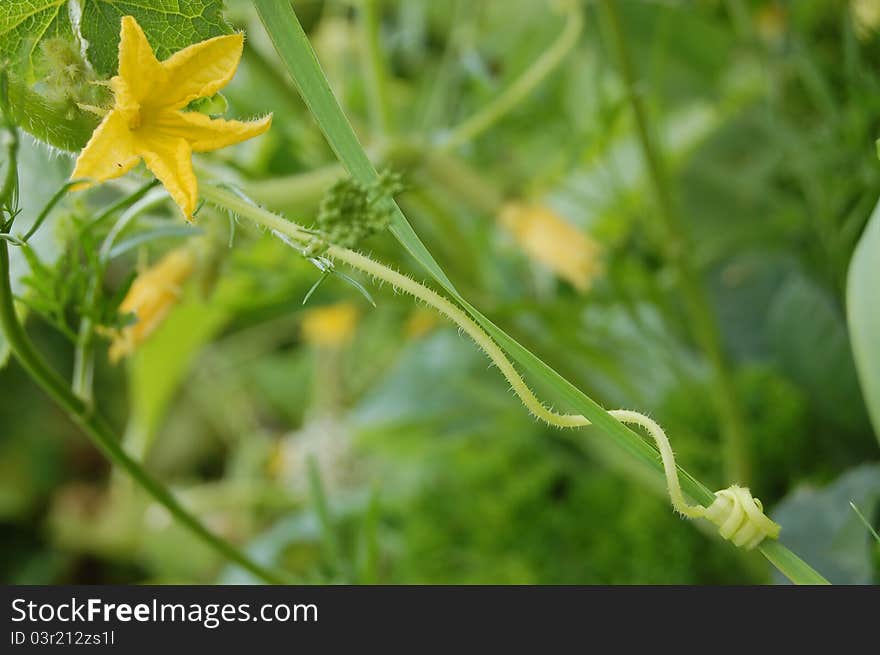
[305,169,404,256]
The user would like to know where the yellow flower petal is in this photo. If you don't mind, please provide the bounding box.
[71,16,272,216]
[137,132,198,220]
[153,109,272,152]
[301,303,360,347]
[109,248,195,362]
[499,202,604,293]
[71,110,140,188]
[159,33,244,109]
[116,16,164,105]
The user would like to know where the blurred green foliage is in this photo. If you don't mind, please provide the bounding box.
[0,0,878,584]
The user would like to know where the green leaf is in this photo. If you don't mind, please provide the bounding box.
[0,1,72,75]
[80,0,231,77]
[771,464,880,584]
[1,1,231,77]
[768,274,869,434]
[253,0,830,585]
[847,196,880,443]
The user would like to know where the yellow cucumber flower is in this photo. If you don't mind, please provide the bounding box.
[71,16,272,220]
[499,202,603,293]
[301,302,360,347]
[109,248,196,362]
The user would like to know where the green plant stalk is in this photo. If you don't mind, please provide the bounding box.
[0,240,287,584]
[202,183,828,584]
[600,0,752,485]
[72,181,164,405]
[358,0,394,136]
[250,0,828,584]
[20,181,81,242]
[358,486,381,584]
[438,3,583,151]
[307,455,345,578]
[418,150,504,216]
[0,102,19,211]
[240,138,423,214]
[71,318,95,405]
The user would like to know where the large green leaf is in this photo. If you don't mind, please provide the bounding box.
[847,197,880,443]
[80,0,231,77]
[1,0,230,76]
[0,1,72,75]
[768,274,869,434]
[771,464,880,584]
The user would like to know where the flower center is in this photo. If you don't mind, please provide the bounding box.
[127,107,142,131]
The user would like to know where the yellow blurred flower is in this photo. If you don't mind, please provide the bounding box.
[499,202,603,293]
[853,0,880,39]
[404,308,440,339]
[755,4,788,46]
[301,302,359,347]
[109,248,196,362]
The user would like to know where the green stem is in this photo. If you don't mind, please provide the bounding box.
[19,181,84,242]
[438,4,583,151]
[0,239,288,584]
[73,182,164,404]
[307,456,345,578]
[601,0,752,485]
[418,150,503,216]
[241,138,421,212]
[358,0,394,136]
[71,317,95,405]
[245,160,347,212]
[0,117,18,214]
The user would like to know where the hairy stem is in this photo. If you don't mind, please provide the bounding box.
[203,184,710,519]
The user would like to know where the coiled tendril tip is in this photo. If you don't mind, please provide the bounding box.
[702,485,780,550]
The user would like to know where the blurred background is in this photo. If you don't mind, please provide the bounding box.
[1,0,879,584]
